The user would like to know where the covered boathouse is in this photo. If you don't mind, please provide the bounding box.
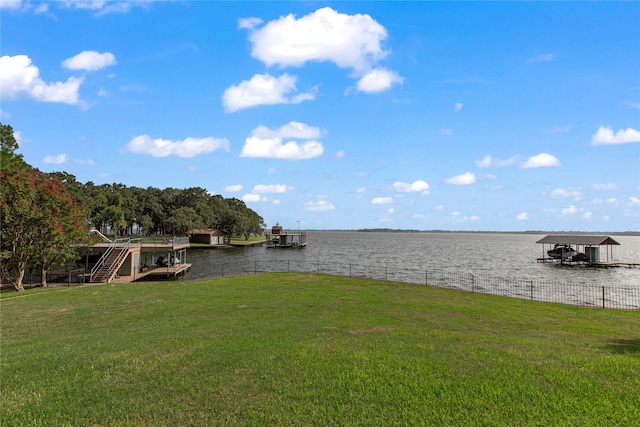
[536,235,629,267]
[76,230,192,284]
[266,223,307,248]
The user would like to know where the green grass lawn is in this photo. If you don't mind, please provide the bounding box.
[1,273,639,426]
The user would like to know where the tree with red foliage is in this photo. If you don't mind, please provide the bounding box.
[1,166,87,291]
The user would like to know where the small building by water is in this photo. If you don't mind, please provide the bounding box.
[189,229,227,245]
[266,223,307,248]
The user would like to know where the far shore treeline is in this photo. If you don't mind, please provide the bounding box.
[0,122,265,291]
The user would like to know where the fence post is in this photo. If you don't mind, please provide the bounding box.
[425,270,428,286]
[602,286,605,309]
[221,265,224,278]
[349,264,352,277]
[385,266,388,281]
[530,281,533,300]
[255,261,257,274]
[288,260,290,272]
[317,261,319,274]
[471,274,475,292]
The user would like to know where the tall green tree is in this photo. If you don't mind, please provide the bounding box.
[0,123,28,172]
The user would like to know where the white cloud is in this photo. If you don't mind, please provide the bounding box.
[243,194,267,203]
[244,7,389,72]
[62,51,116,71]
[629,197,640,206]
[476,155,519,168]
[371,197,393,205]
[393,180,430,195]
[437,128,453,136]
[591,126,640,145]
[561,205,578,215]
[240,122,324,160]
[593,183,617,191]
[386,208,395,214]
[0,55,83,104]
[62,0,153,15]
[222,73,315,112]
[356,187,366,193]
[583,211,592,219]
[0,0,21,10]
[224,184,243,192]
[529,53,553,63]
[34,2,48,13]
[241,7,400,93]
[238,17,262,30]
[445,172,476,185]
[123,135,230,158]
[43,153,67,164]
[435,205,444,211]
[252,121,322,140]
[454,102,463,112]
[607,197,619,205]
[335,150,345,158]
[305,200,335,212]
[252,184,292,194]
[521,153,560,168]
[516,212,528,221]
[356,68,403,93]
[550,187,582,200]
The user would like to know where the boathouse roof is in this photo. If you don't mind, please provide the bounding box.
[190,228,226,236]
[536,235,620,246]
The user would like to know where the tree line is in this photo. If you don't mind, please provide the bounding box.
[0,122,265,291]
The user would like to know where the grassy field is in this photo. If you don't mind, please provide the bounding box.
[1,273,639,426]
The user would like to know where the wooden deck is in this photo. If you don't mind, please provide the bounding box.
[111,264,192,283]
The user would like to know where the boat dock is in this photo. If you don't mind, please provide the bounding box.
[535,235,639,269]
[536,258,639,268]
[266,223,307,248]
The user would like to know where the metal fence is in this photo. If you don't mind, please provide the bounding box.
[193,259,640,311]
[38,259,639,310]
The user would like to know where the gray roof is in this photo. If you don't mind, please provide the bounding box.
[536,235,620,246]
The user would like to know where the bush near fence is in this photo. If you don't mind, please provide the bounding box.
[36,259,640,310]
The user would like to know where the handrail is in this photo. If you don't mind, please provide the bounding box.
[90,238,131,282]
[105,239,131,283]
[90,244,115,281]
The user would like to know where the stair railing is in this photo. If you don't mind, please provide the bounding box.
[90,238,130,282]
[104,239,132,283]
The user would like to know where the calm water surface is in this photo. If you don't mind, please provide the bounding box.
[186,232,640,287]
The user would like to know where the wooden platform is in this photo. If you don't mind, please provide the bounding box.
[537,258,639,268]
[109,264,192,283]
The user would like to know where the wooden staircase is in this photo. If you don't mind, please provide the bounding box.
[90,239,131,283]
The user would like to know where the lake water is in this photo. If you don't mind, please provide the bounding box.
[186,231,640,288]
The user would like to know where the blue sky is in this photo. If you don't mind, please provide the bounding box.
[2,1,639,232]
